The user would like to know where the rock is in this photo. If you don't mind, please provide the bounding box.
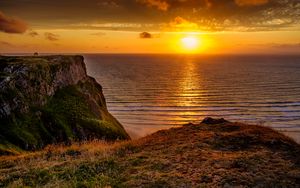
[0,55,130,154]
[201,117,229,124]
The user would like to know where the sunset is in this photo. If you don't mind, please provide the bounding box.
[0,0,300,54]
[0,0,300,187]
[179,36,199,52]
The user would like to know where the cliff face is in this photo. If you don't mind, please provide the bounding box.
[0,55,129,154]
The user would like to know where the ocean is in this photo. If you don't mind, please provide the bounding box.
[84,54,300,142]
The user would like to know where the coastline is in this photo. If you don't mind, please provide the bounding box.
[1,55,299,187]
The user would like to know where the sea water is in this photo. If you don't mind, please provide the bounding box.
[85,54,300,142]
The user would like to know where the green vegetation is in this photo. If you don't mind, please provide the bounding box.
[1,158,124,187]
[0,120,299,187]
[0,83,129,154]
[0,55,129,155]
[43,84,129,141]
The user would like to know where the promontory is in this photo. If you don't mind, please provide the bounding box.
[0,55,129,155]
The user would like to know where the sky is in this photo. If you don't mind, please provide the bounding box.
[0,0,299,54]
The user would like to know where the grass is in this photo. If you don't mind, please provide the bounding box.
[0,140,130,187]
[1,119,299,187]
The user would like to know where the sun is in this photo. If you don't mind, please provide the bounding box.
[181,36,199,51]
[171,34,206,54]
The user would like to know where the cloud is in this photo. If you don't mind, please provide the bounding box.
[235,0,269,7]
[0,41,14,47]
[0,0,299,32]
[90,32,106,36]
[134,0,300,31]
[272,43,300,49]
[97,0,119,8]
[71,22,155,31]
[28,31,39,37]
[139,32,153,38]
[137,0,169,11]
[0,11,28,34]
[137,0,270,11]
[169,16,198,30]
[44,32,59,41]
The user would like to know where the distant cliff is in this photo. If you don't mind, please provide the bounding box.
[0,55,129,154]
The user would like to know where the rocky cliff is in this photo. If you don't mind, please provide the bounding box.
[0,55,129,154]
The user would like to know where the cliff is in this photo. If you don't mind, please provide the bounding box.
[0,55,129,154]
[0,118,299,187]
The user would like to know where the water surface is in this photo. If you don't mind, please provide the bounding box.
[85,54,300,142]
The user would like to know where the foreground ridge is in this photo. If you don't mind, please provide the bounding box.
[1,118,299,187]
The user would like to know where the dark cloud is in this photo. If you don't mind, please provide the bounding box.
[139,0,271,10]
[0,11,27,34]
[44,32,59,41]
[28,30,38,37]
[0,0,299,31]
[235,0,269,6]
[139,32,153,38]
[137,0,300,31]
[97,0,119,8]
[137,0,169,11]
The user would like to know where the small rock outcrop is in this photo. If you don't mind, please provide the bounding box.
[201,117,229,124]
[0,55,129,154]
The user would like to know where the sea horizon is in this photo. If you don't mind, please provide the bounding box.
[2,53,299,142]
[81,54,300,143]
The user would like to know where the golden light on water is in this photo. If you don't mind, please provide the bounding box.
[173,57,206,124]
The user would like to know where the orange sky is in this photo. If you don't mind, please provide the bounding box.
[0,0,299,54]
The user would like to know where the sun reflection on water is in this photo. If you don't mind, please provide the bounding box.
[176,57,205,123]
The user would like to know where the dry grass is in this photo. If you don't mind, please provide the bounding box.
[1,120,300,187]
[0,140,132,187]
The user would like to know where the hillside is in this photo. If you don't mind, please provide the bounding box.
[0,118,299,187]
[0,56,129,155]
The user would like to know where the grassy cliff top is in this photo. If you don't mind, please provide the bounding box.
[1,118,299,187]
[0,55,83,66]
